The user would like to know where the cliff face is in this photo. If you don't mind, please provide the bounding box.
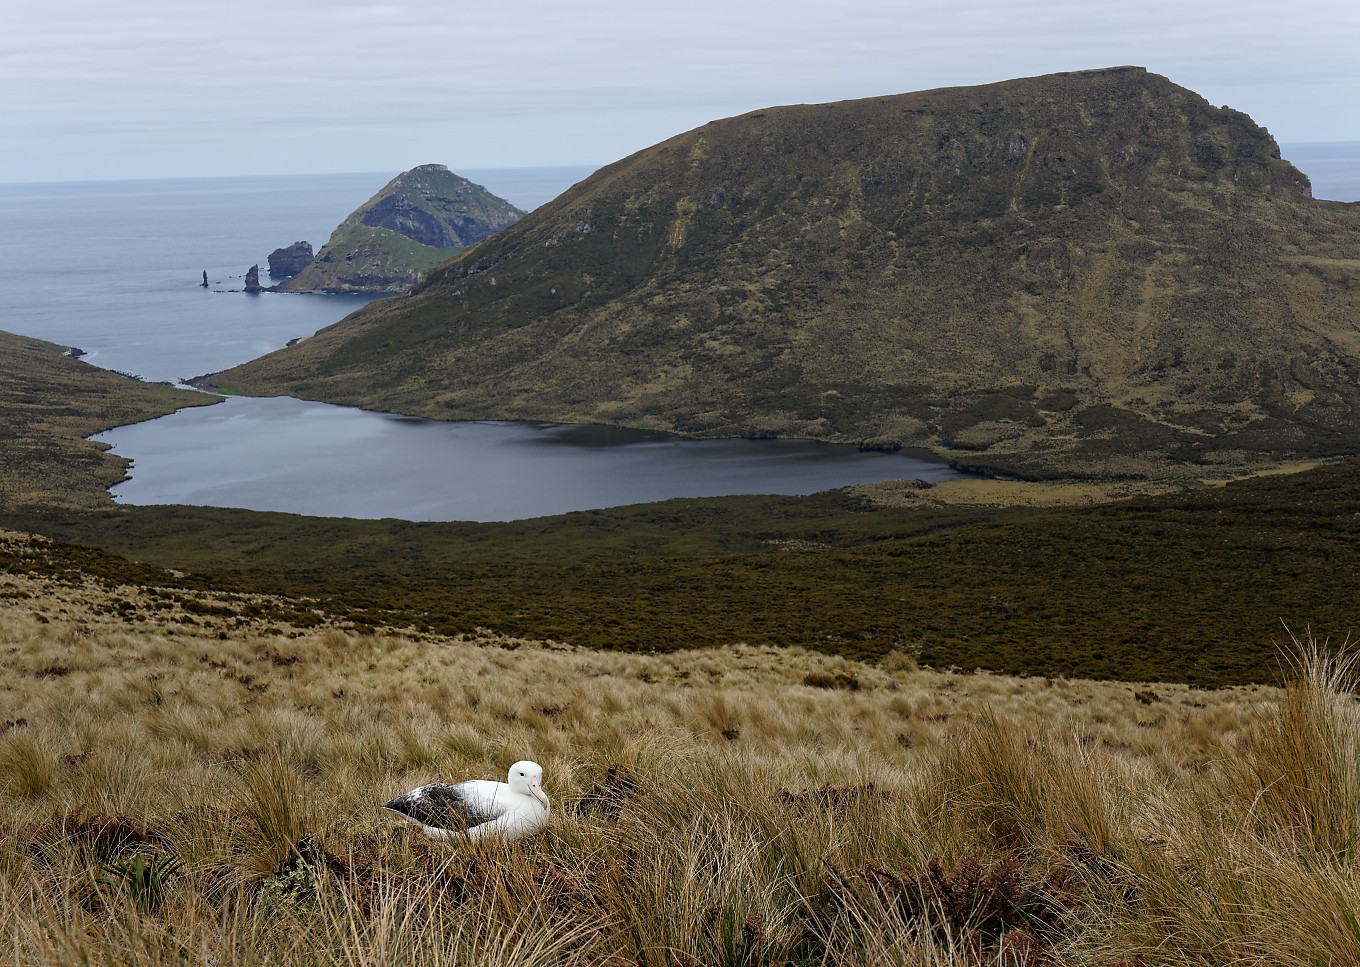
[268,242,314,279]
[278,165,523,294]
[206,69,1360,478]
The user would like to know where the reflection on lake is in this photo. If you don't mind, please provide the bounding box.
[94,396,959,522]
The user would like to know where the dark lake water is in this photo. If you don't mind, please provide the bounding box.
[4,146,1356,522]
[92,397,957,521]
[1,166,956,521]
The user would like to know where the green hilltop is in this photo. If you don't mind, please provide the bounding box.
[207,68,1360,480]
[278,164,524,294]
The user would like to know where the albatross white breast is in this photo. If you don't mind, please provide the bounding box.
[383,760,550,843]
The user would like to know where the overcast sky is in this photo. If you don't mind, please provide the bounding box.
[3,0,1357,183]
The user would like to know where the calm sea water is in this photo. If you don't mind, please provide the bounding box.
[0,167,596,384]
[1281,142,1360,202]
[3,146,1355,521]
[0,164,955,520]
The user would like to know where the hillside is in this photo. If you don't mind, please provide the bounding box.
[277,165,523,294]
[206,67,1360,480]
[0,331,215,512]
[5,533,1360,964]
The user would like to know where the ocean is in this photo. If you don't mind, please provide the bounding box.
[2,147,1356,521]
[1281,142,1360,203]
[0,167,597,384]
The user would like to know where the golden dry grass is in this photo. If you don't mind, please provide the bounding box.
[2,559,1357,965]
[849,458,1324,511]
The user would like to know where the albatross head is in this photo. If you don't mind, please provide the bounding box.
[508,760,549,810]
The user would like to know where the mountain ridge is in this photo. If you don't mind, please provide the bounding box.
[205,68,1360,479]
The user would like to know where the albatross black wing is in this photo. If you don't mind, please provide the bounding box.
[383,780,507,831]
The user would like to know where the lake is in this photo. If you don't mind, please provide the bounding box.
[4,145,1356,521]
[91,397,957,522]
[0,165,957,521]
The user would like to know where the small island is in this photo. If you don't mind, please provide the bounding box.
[274,165,523,294]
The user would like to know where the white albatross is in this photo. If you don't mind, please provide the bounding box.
[383,760,550,843]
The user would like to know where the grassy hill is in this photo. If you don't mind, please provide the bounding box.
[4,545,1360,965]
[7,295,1360,688]
[9,454,1360,687]
[5,318,1358,687]
[206,67,1360,480]
[278,165,523,294]
[0,331,215,512]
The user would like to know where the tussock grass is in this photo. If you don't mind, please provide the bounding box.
[3,574,1359,964]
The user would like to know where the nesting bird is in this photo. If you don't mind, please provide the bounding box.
[383,760,550,843]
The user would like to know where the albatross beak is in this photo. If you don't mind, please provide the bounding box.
[530,780,549,809]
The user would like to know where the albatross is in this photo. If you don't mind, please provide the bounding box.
[383,760,550,843]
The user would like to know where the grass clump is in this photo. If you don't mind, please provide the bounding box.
[4,570,1360,963]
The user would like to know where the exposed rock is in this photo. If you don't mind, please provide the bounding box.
[267,242,314,279]
[244,265,262,293]
[200,68,1360,480]
[359,196,458,248]
[278,165,524,294]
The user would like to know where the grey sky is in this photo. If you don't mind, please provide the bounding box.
[3,0,1357,182]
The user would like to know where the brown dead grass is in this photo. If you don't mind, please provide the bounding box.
[1,552,1355,965]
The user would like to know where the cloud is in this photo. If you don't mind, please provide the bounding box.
[2,0,1356,181]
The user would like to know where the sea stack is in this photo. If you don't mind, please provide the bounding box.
[202,68,1360,482]
[244,264,262,293]
[268,242,314,279]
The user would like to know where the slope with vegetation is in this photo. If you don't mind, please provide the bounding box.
[277,165,523,294]
[208,67,1360,479]
[0,331,215,512]
[3,553,1359,965]
[5,319,1359,687]
[5,453,1358,687]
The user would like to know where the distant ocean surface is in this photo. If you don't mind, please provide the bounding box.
[0,166,598,384]
[0,164,958,520]
[1281,142,1360,203]
[1,146,1355,521]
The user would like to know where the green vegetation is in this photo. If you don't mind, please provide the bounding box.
[206,68,1360,480]
[279,164,524,294]
[0,331,215,511]
[6,453,1359,686]
[3,318,1356,688]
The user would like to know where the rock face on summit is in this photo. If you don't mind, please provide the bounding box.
[278,165,523,294]
[205,69,1360,479]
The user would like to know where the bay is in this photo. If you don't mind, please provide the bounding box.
[0,167,597,384]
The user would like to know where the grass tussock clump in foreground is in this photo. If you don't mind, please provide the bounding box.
[2,581,1360,965]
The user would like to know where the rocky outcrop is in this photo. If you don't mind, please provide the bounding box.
[268,242,314,279]
[244,265,262,293]
[278,165,524,294]
[206,68,1360,480]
